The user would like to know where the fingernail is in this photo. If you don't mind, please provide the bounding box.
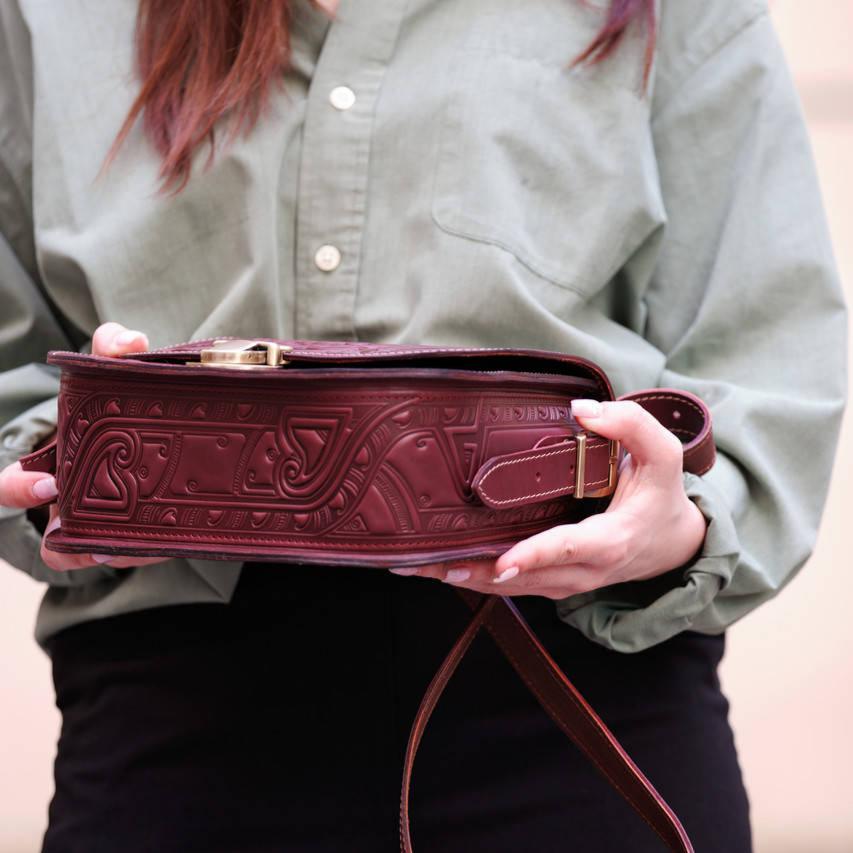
[493,566,519,584]
[389,567,420,576]
[45,515,61,535]
[32,476,58,500]
[572,399,602,418]
[444,568,471,584]
[115,330,145,347]
[92,554,115,564]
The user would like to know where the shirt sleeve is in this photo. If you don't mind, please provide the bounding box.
[557,7,848,652]
[0,213,118,586]
[0,3,115,586]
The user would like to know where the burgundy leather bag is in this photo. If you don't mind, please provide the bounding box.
[21,337,715,853]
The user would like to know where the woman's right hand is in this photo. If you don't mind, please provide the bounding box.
[0,322,168,571]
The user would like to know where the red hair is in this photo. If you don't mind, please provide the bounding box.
[109,0,655,192]
[572,0,656,86]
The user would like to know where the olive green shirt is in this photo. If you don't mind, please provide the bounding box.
[0,0,846,650]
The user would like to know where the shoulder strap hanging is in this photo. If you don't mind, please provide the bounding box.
[401,384,711,852]
[400,592,695,852]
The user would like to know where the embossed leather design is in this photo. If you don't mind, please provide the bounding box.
[18,338,710,852]
[22,338,714,566]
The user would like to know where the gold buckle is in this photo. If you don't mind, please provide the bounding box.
[572,431,620,499]
[192,339,292,369]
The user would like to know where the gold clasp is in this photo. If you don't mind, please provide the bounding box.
[571,430,620,499]
[192,339,292,369]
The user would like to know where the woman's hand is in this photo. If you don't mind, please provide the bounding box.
[391,399,709,599]
[0,322,167,571]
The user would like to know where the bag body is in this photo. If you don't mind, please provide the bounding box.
[20,337,715,853]
[24,337,713,568]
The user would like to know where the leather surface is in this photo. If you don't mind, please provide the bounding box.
[19,441,57,474]
[20,338,714,567]
[18,338,708,852]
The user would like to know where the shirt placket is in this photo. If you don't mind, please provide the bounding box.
[294,0,407,341]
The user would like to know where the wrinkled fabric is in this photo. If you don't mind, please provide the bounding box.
[0,0,846,649]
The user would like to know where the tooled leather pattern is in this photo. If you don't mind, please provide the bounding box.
[54,372,595,557]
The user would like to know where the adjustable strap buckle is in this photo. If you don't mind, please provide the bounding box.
[571,431,620,499]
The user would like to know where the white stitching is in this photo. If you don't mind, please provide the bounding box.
[477,442,610,506]
[20,443,56,469]
[625,392,704,420]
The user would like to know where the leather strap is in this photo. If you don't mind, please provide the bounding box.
[620,388,715,477]
[400,595,499,852]
[471,387,713,509]
[21,388,714,504]
[19,439,57,474]
[400,592,695,852]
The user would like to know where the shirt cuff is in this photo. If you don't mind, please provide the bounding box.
[0,394,60,460]
[555,470,741,653]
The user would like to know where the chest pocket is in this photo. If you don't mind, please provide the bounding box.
[430,37,664,299]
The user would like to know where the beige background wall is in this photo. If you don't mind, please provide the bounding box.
[1,2,851,850]
[718,2,853,851]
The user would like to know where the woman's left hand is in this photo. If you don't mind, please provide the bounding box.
[391,399,709,599]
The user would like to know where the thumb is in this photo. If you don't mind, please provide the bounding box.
[91,321,149,357]
[570,399,684,472]
[0,461,58,509]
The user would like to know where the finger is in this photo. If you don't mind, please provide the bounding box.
[0,462,58,509]
[494,513,632,575]
[40,509,163,571]
[481,566,603,599]
[92,322,150,357]
[420,565,597,599]
[570,399,683,473]
[90,553,165,568]
[389,560,602,600]
[389,558,495,585]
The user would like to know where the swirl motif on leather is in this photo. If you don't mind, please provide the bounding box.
[54,374,591,558]
[28,338,713,566]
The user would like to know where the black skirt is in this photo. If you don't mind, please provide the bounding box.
[42,561,752,853]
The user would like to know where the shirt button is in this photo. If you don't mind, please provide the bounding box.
[329,85,356,111]
[314,244,342,272]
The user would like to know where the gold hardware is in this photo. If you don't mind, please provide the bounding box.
[190,339,293,369]
[574,432,587,499]
[572,432,620,499]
